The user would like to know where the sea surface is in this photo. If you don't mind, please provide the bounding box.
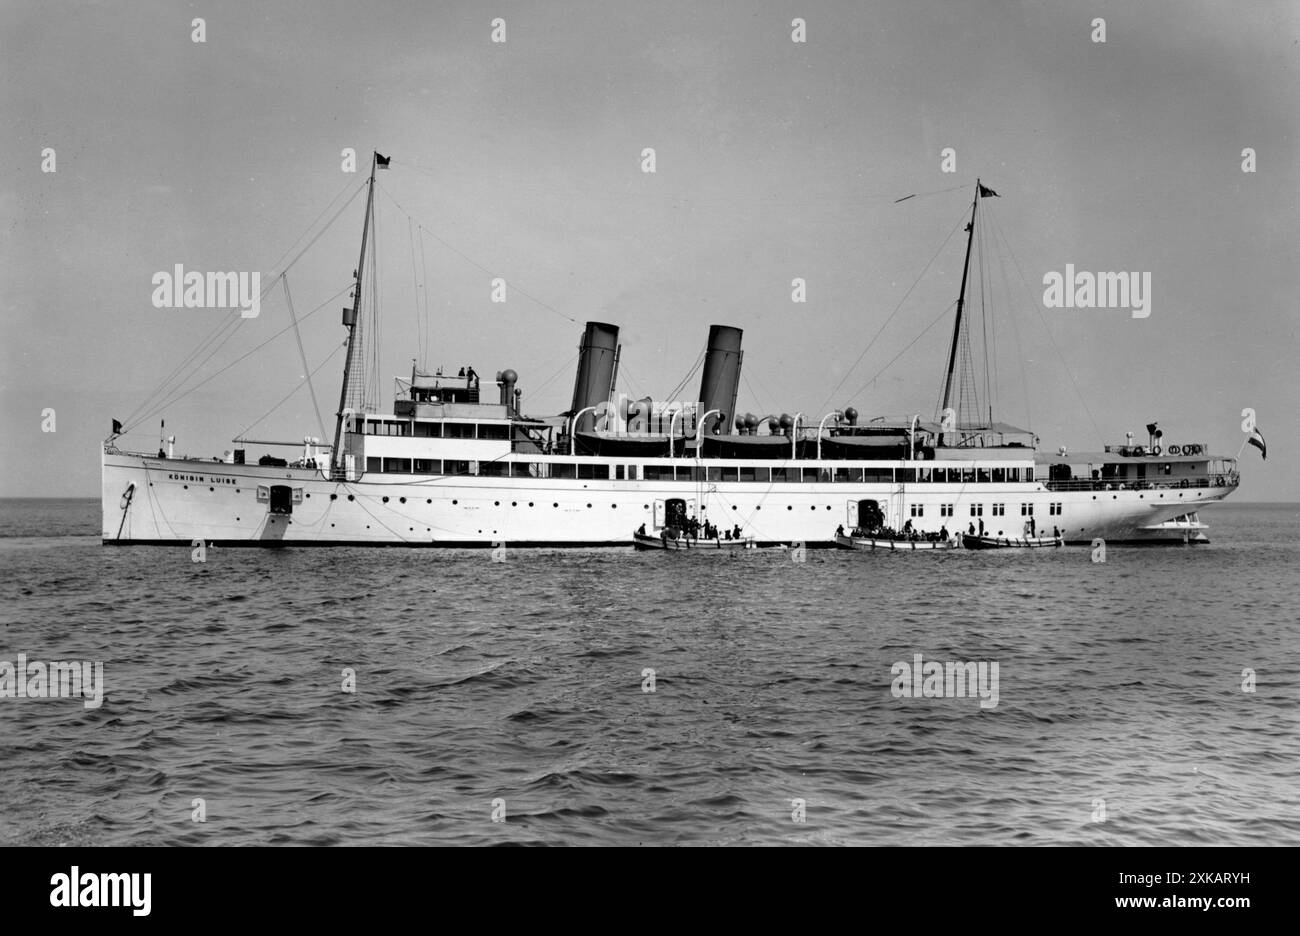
[1,498,1296,846]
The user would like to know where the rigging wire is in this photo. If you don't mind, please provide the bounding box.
[265,177,366,279]
[987,211,1105,447]
[846,300,958,406]
[127,283,353,431]
[234,341,345,442]
[814,205,970,416]
[281,275,330,443]
[375,182,577,324]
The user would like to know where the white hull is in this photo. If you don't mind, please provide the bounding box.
[102,451,1236,547]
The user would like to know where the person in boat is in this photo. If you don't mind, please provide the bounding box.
[732,524,741,541]
[1052,525,1060,541]
[978,518,985,536]
[940,524,949,541]
[902,518,913,536]
[836,524,845,537]
[1029,516,1037,537]
[637,523,647,536]
[968,522,976,536]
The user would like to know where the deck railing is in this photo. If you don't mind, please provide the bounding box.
[1042,473,1238,492]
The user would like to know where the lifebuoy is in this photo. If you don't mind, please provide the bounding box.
[1188,443,1202,455]
[1151,445,1161,456]
[1168,444,1181,455]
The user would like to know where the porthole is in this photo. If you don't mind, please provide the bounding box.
[787,505,793,511]
[400,497,406,504]
[529,502,534,507]
[348,494,354,501]
[586,503,592,508]
[553,502,559,508]
[383,496,390,503]
[330,494,338,501]
[494,501,500,506]
[209,486,214,492]
[512,501,517,506]
[452,499,458,505]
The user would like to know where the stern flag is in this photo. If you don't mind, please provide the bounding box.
[978,184,999,198]
[1248,426,1267,460]
[375,153,391,169]
[111,419,123,435]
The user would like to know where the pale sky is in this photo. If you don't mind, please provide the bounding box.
[2,0,1295,498]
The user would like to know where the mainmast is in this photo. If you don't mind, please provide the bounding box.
[938,179,981,446]
[331,152,379,474]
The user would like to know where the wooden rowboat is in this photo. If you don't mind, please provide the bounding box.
[960,533,1063,549]
[834,533,957,551]
[633,530,756,550]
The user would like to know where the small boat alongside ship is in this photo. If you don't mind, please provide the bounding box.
[960,533,1063,550]
[834,533,957,551]
[633,529,757,551]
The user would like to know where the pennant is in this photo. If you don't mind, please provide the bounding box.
[978,184,999,198]
[375,153,391,169]
[111,419,123,435]
[1248,426,1266,460]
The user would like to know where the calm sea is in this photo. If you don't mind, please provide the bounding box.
[1,498,1296,846]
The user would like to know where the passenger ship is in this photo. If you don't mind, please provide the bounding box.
[101,158,1240,547]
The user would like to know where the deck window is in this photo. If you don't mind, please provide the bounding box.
[382,458,411,473]
[991,467,1005,483]
[552,463,577,479]
[444,423,475,439]
[479,462,507,477]
[864,467,893,483]
[512,462,538,478]
[577,463,610,480]
[445,460,470,476]
[676,466,702,482]
[414,459,439,474]
[478,424,510,440]
[898,468,916,483]
[835,467,862,483]
[413,421,442,438]
[771,466,790,483]
[931,468,947,483]
[802,467,821,483]
[366,457,381,473]
[977,467,990,483]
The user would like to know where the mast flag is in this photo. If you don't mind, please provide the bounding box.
[375,153,391,169]
[1248,426,1267,460]
[978,184,999,198]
